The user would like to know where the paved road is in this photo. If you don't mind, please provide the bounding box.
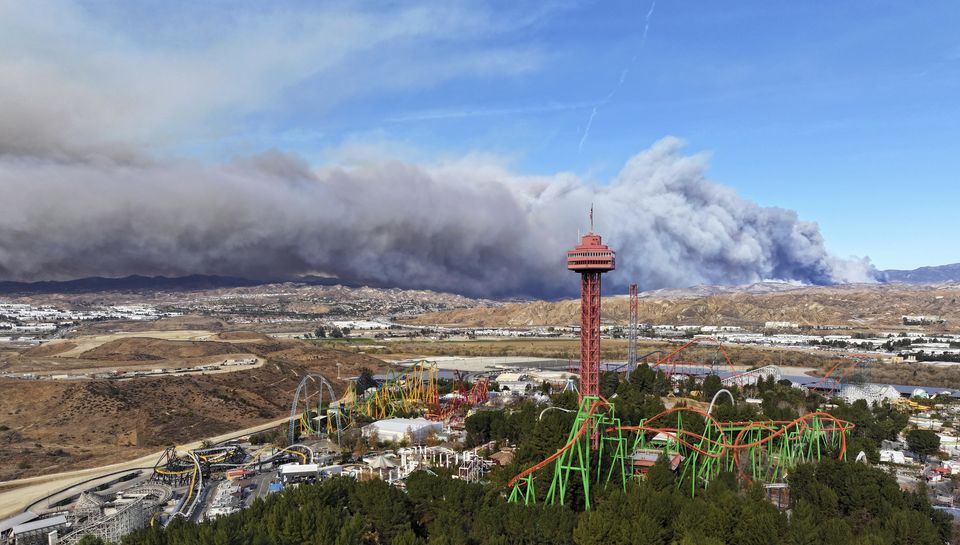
[0,416,293,519]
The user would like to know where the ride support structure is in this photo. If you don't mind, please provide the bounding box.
[507,395,626,510]
[427,375,490,421]
[626,283,638,378]
[651,336,736,378]
[506,404,854,508]
[353,361,439,420]
[288,374,341,446]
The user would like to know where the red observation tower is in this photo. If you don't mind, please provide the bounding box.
[566,219,615,401]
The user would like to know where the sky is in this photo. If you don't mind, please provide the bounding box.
[167,1,957,269]
[0,0,958,293]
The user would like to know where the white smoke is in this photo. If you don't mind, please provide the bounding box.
[0,138,878,297]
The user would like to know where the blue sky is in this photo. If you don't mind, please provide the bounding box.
[12,0,960,271]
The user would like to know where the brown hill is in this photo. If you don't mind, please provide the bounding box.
[406,283,960,329]
[77,337,241,361]
[216,331,271,341]
[0,339,388,481]
[22,342,77,357]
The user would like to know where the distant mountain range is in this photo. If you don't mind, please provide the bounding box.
[881,263,960,284]
[0,263,957,296]
[0,274,357,295]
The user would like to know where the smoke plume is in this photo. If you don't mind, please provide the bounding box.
[0,138,877,298]
[0,1,878,298]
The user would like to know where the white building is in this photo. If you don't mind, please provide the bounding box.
[361,418,442,443]
[764,321,799,329]
[880,450,909,465]
[279,463,319,483]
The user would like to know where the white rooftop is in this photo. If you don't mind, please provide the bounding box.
[0,512,37,534]
[12,515,67,535]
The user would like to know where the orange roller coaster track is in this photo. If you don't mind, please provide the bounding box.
[508,396,853,507]
[652,336,736,377]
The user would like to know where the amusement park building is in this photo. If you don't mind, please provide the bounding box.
[362,418,442,443]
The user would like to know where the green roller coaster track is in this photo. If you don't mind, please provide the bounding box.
[508,395,853,508]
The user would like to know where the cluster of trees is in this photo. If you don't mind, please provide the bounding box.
[248,424,290,448]
[913,352,960,363]
[830,399,909,463]
[906,428,942,458]
[356,368,378,393]
[313,326,352,339]
[464,402,539,449]
[882,337,924,351]
[115,458,954,545]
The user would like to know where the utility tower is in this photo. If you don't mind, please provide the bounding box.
[627,283,638,378]
[566,210,616,401]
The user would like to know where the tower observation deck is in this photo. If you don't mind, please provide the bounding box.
[567,231,615,400]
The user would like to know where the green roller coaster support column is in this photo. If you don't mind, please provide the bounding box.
[545,396,595,508]
[509,475,536,505]
[542,395,625,510]
[614,420,649,486]
[602,409,627,492]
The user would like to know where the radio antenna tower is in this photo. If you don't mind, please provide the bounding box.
[627,283,638,379]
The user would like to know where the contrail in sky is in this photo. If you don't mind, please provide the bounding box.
[578,1,657,153]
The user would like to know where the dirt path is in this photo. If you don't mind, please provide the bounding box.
[47,330,220,357]
[0,415,292,519]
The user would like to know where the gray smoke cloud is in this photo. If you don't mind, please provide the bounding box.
[0,1,878,298]
[0,138,877,298]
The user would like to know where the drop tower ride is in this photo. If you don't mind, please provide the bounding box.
[566,210,615,401]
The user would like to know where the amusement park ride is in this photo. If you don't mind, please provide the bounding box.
[152,211,857,517]
[151,360,490,521]
[506,219,855,508]
[287,361,491,440]
[566,211,616,400]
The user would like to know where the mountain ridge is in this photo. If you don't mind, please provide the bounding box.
[0,274,358,295]
[0,262,958,297]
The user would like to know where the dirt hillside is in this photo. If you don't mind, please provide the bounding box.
[76,337,242,361]
[0,338,388,481]
[406,283,960,330]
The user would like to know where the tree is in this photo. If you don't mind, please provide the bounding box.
[315,326,327,338]
[357,367,378,392]
[366,430,379,450]
[701,375,722,401]
[646,454,676,492]
[906,428,941,458]
[350,479,415,543]
[599,372,619,398]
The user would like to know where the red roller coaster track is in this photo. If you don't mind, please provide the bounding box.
[508,404,853,492]
[651,336,736,377]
